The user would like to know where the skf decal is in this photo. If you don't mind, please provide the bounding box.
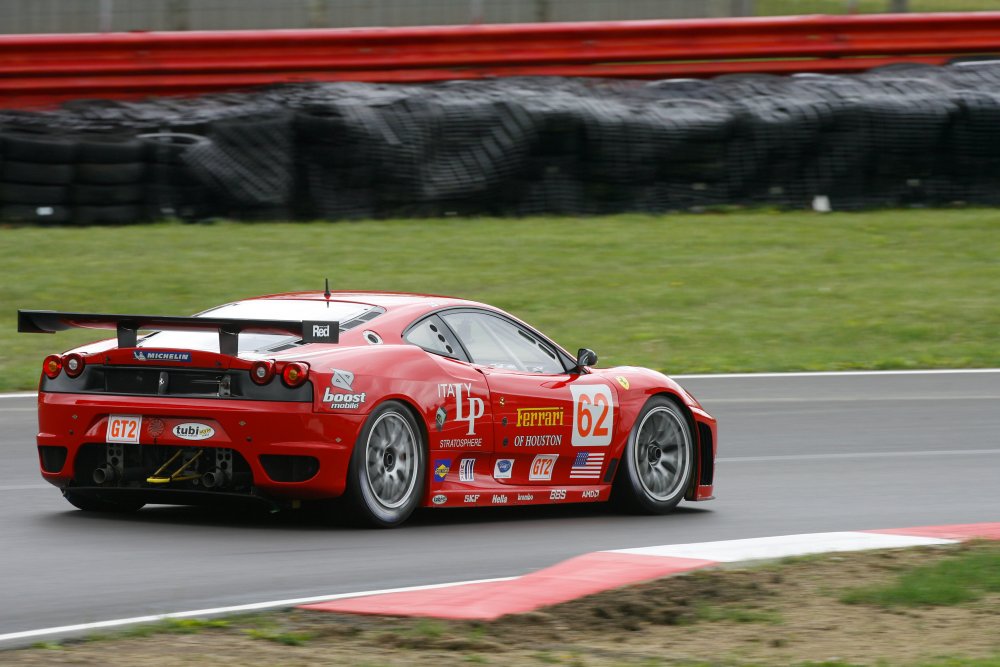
[571,384,614,447]
[616,376,630,390]
[437,383,484,435]
[433,459,451,482]
[464,494,480,503]
[172,422,214,441]
[529,454,558,481]
[516,407,564,428]
[459,458,475,482]
[493,458,513,479]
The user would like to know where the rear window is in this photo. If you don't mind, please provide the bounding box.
[139,300,381,354]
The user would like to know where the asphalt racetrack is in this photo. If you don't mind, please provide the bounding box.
[1,371,998,639]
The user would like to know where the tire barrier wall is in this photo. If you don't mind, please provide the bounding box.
[3,63,1000,225]
[3,13,1000,109]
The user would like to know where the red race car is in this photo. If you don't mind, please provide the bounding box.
[19,291,716,527]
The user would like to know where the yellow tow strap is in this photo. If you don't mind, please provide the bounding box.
[147,449,204,484]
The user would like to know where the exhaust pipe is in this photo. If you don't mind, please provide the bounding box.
[93,465,117,484]
[201,469,226,489]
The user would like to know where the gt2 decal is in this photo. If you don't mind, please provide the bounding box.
[107,415,141,444]
[529,454,558,481]
[437,383,485,435]
[570,384,614,447]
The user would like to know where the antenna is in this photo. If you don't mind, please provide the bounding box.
[324,278,331,299]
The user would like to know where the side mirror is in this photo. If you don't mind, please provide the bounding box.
[576,348,598,368]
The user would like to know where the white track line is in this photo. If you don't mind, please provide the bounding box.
[612,531,955,562]
[0,368,997,401]
[0,576,516,645]
[674,369,1000,379]
[719,449,1000,463]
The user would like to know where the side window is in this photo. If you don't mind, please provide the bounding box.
[441,311,565,374]
[405,316,460,359]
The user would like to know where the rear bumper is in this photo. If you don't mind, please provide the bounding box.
[36,391,363,502]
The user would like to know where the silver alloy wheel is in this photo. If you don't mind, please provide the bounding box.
[632,406,691,502]
[364,411,419,509]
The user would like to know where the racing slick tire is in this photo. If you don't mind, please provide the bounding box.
[343,401,426,528]
[614,396,694,515]
[63,489,145,513]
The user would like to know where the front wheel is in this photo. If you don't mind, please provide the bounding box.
[343,401,426,528]
[614,397,694,514]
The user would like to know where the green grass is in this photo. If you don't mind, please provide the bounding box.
[2,209,999,392]
[243,627,315,646]
[757,0,1000,15]
[694,603,784,624]
[841,542,1000,607]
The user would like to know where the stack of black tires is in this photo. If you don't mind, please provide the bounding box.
[0,131,207,224]
[3,61,1000,225]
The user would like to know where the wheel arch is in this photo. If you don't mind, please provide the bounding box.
[612,390,704,501]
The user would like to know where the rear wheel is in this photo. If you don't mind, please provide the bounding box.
[63,489,145,513]
[614,397,694,514]
[344,401,425,528]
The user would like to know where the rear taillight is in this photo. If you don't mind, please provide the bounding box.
[43,355,62,379]
[281,362,309,388]
[250,360,275,385]
[64,353,85,378]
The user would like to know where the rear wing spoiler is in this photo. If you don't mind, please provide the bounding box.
[17,310,339,356]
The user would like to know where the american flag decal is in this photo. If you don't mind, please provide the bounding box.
[570,451,605,479]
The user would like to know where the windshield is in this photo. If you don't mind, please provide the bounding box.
[138,299,378,354]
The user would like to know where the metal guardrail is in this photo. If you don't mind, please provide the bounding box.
[2,12,1000,108]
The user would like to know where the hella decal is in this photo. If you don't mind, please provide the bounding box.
[172,423,215,441]
[432,494,447,505]
[133,350,191,363]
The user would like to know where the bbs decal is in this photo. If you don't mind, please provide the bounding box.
[570,384,614,447]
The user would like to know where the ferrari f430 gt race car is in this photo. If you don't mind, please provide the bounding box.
[19,291,716,527]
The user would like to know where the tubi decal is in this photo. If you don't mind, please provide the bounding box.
[493,458,513,480]
[529,454,559,481]
[432,494,447,505]
[437,383,484,435]
[433,459,451,482]
[570,384,614,447]
[459,458,475,482]
[173,422,215,441]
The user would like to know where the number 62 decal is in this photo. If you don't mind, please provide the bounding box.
[570,385,614,447]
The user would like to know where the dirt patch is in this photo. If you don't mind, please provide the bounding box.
[5,542,1000,666]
